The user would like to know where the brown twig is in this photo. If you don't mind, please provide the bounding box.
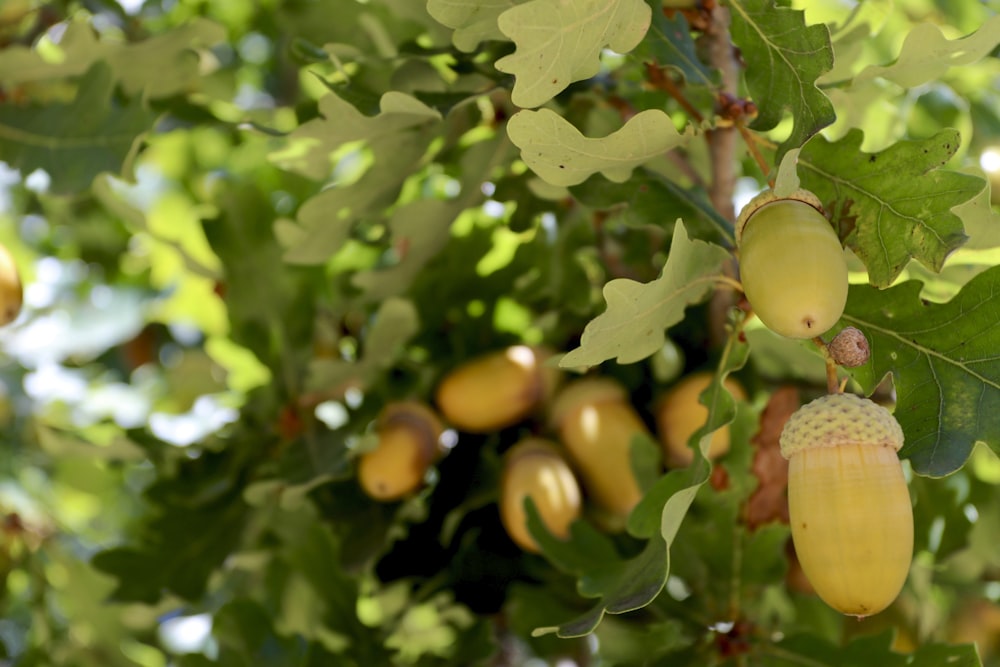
[645,63,705,124]
[736,121,773,187]
[704,4,741,348]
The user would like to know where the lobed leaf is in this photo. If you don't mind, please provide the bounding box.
[269,90,441,181]
[0,63,155,194]
[854,15,1000,89]
[427,0,525,51]
[798,129,984,287]
[843,265,1000,477]
[0,19,225,99]
[495,0,651,108]
[560,221,729,368]
[508,109,687,187]
[569,169,735,246]
[728,0,836,164]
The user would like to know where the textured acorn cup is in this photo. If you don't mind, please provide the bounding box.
[549,377,647,518]
[736,190,848,339]
[435,345,560,433]
[0,243,23,326]
[827,326,871,368]
[780,393,912,617]
[499,438,583,553]
[358,401,444,501]
[656,371,746,467]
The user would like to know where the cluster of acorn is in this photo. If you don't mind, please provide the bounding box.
[356,344,742,554]
[358,187,914,620]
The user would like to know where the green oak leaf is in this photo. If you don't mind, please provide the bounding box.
[569,170,734,246]
[842,266,1000,477]
[91,451,249,603]
[522,496,668,639]
[854,15,1000,89]
[0,62,155,194]
[269,90,441,181]
[798,128,984,287]
[560,221,729,368]
[0,19,225,99]
[495,0,651,108]
[508,109,687,187]
[427,0,525,52]
[635,2,714,86]
[728,0,835,164]
[352,135,510,299]
[278,131,431,264]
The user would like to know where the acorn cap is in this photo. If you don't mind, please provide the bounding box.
[735,188,825,245]
[378,401,445,456]
[779,393,903,459]
[827,326,871,368]
[548,376,627,429]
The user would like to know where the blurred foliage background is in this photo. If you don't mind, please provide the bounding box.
[0,0,998,665]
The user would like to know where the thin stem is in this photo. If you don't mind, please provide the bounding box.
[736,121,773,187]
[813,336,840,394]
[714,274,743,293]
[646,63,705,124]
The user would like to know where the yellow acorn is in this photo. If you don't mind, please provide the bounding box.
[435,345,560,433]
[358,401,444,501]
[656,371,746,467]
[549,377,649,518]
[736,189,848,339]
[0,242,22,326]
[499,438,583,553]
[780,392,913,617]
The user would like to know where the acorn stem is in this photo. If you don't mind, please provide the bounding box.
[812,336,841,395]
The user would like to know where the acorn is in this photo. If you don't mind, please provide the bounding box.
[358,401,444,501]
[780,392,913,617]
[656,371,746,467]
[549,377,649,518]
[435,345,560,432]
[499,438,583,553]
[736,189,848,339]
[0,242,22,326]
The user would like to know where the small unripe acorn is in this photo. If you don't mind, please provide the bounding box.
[358,401,444,501]
[435,345,560,432]
[499,438,583,553]
[780,393,912,617]
[827,326,871,368]
[0,243,22,326]
[656,371,746,467]
[549,377,649,518]
[736,190,848,339]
